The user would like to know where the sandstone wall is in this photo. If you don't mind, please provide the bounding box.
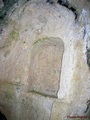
[0,0,90,120]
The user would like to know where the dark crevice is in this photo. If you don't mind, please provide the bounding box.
[2,0,19,7]
[0,0,19,21]
[0,111,7,120]
[70,7,78,20]
[58,0,69,7]
[86,49,90,69]
[57,0,78,20]
[84,100,90,113]
[46,0,54,4]
[0,0,31,21]
[0,0,18,22]
[46,0,78,20]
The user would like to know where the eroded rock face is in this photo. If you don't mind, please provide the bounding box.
[0,0,90,120]
[68,0,90,13]
[19,93,54,120]
[0,0,4,8]
[28,37,64,97]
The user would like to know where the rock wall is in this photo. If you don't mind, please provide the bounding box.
[0,0,4,8]
[0,0,90,120]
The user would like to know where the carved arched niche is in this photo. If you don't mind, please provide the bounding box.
[28,37,64,97]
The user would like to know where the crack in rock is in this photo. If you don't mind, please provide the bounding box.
[29,90,58,98]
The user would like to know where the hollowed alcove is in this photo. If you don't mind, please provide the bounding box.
[28,37,64,97]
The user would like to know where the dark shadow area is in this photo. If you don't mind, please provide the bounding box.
[0,0,20,27]
[46,0,54,4]
[46,0,78,19]
[0,111,7,120]
[2,0,18,7]
[0,0,18,20]
[57,0,78,19]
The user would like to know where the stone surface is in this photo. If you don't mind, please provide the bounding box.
[0,82,22,120]
[0,0,4,9]
[51,99,87,120]
[28,37,64,97]
[68,0,90,13]
[19,93,55,120]
[51,100,72,120]
[0,0,90,120]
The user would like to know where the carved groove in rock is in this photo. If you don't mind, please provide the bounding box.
[28,37,64,97]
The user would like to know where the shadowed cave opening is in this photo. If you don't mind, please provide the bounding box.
[0,111,7,120]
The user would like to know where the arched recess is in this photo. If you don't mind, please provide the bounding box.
[28,37,64,98]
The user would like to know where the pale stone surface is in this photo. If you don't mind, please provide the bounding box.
[0,0,90,120]
[19,93,54,120]
[28,37,64,97]
[51,100,72,120]
[19,93,55,120]
[51,99,87,120]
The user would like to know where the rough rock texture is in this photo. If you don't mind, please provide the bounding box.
[0,0,4,8]
[68,0,90,13]
[0,0,90,120]
[19,93,55,120]
[29,37,64,97]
